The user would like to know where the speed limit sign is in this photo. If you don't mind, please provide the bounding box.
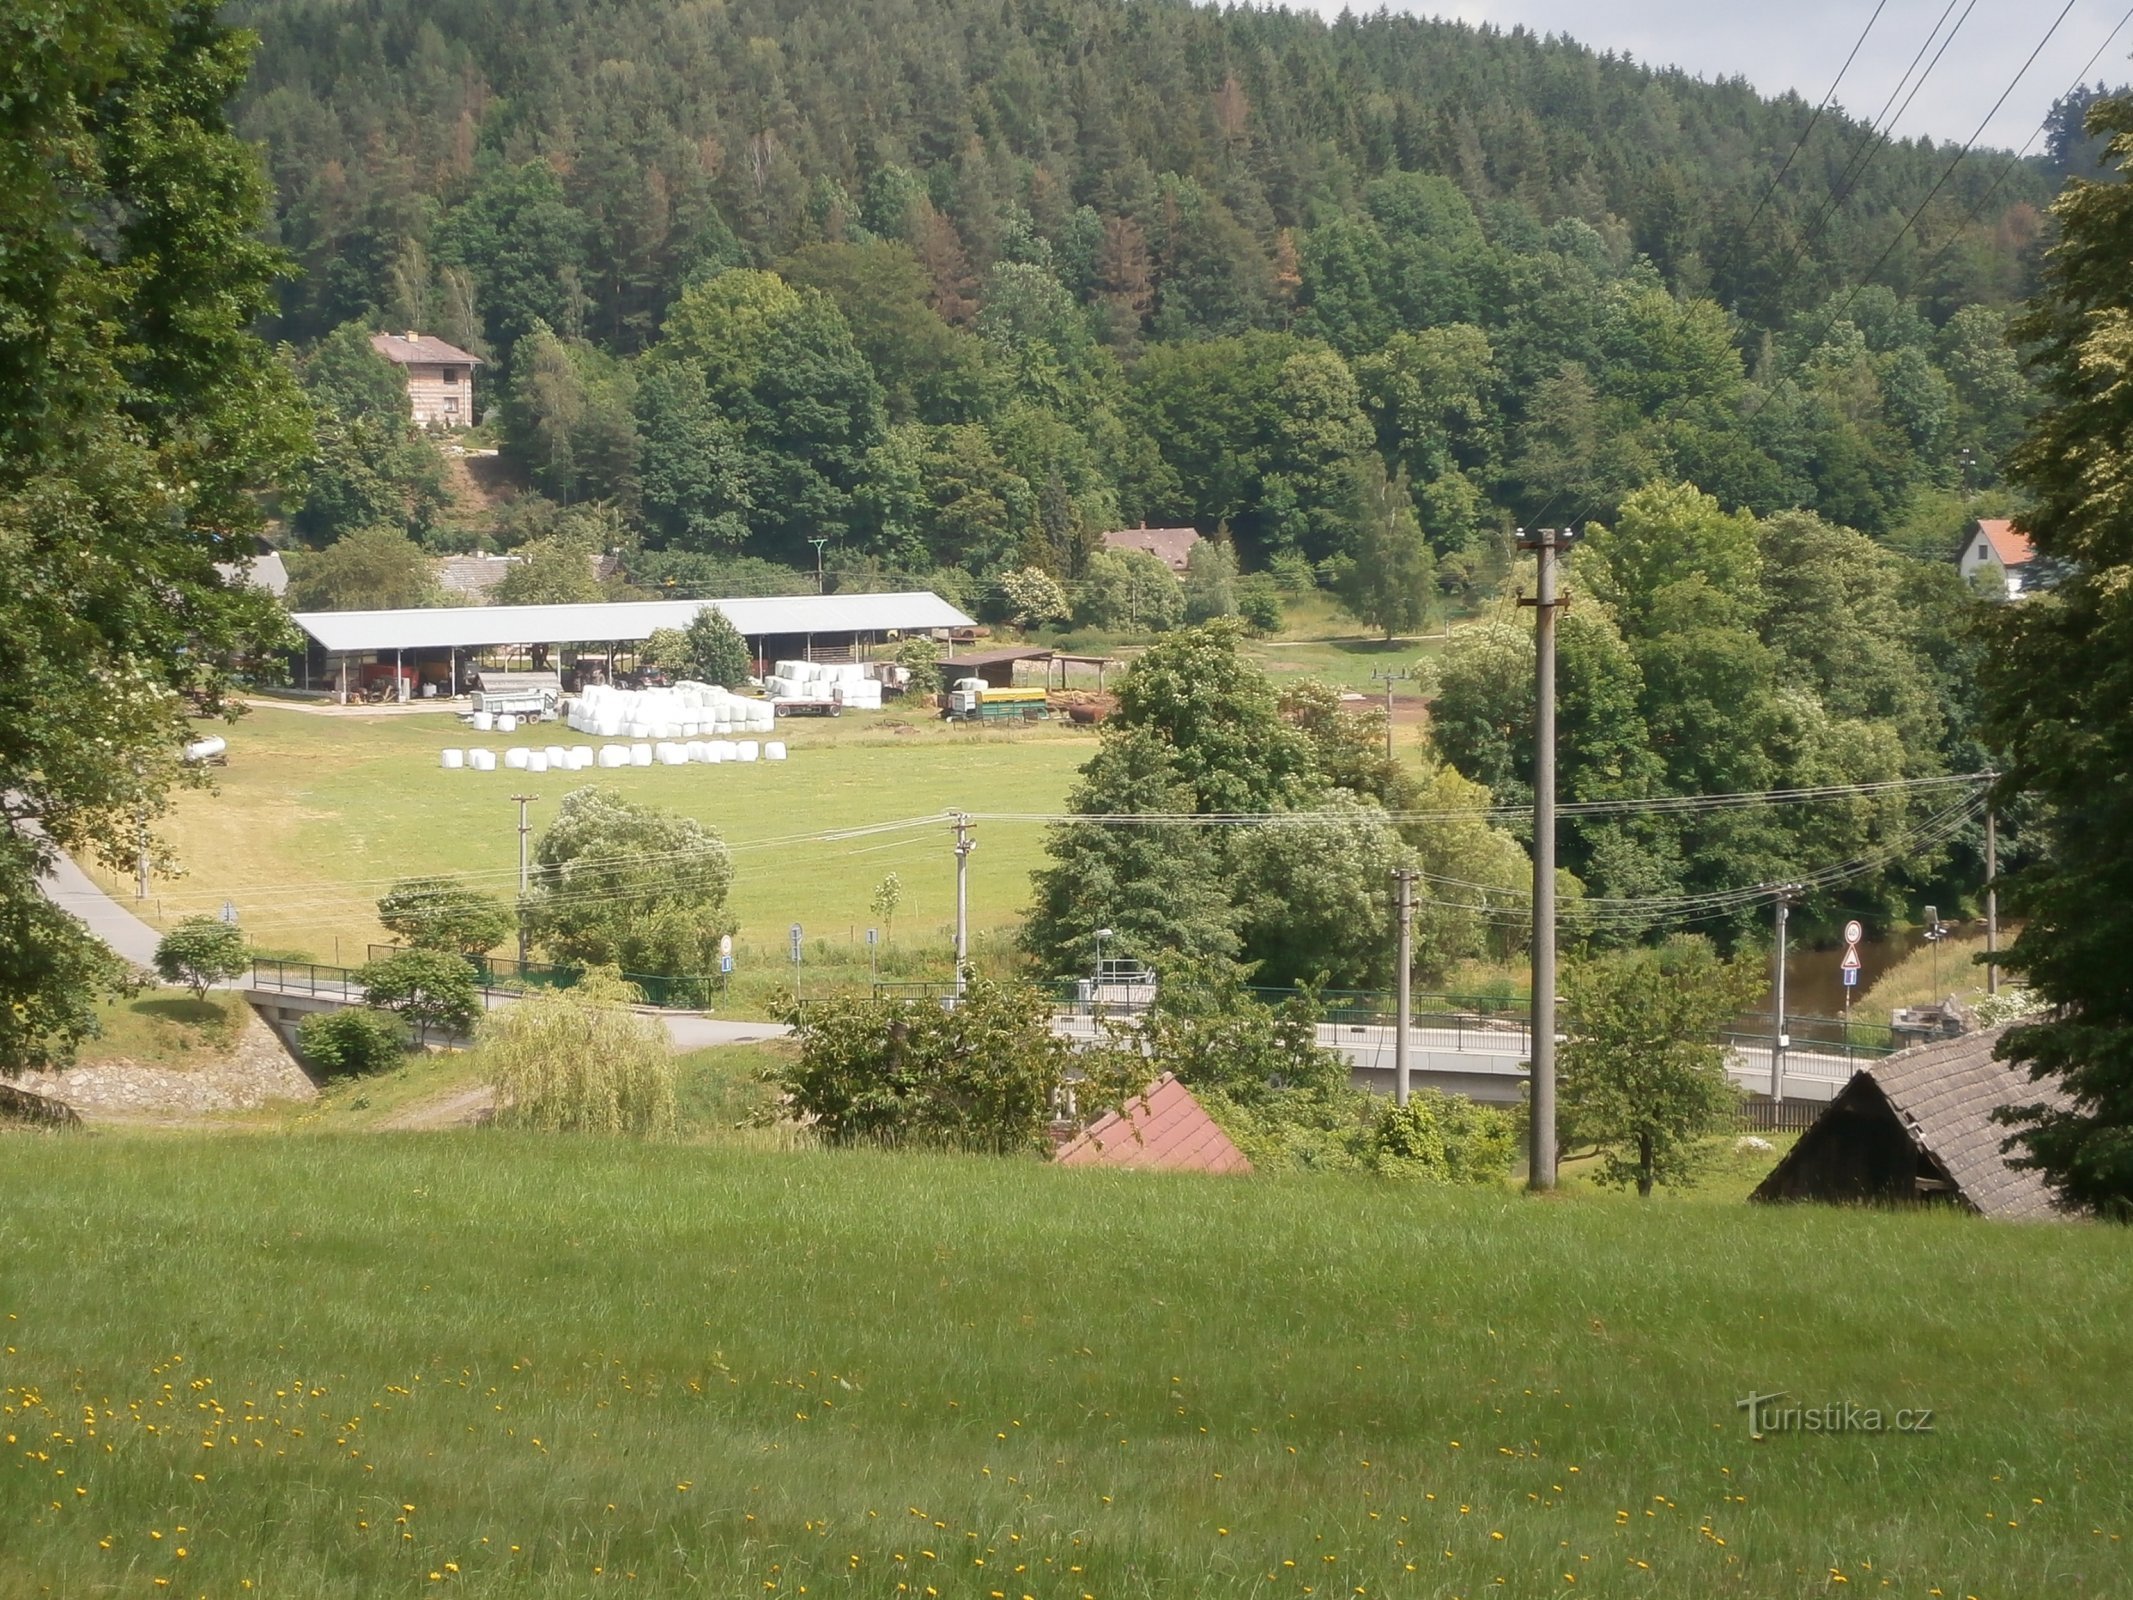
[1843,919,1864,945]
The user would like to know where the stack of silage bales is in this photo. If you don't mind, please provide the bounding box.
[443,678,800,771]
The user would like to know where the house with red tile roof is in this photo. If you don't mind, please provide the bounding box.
[1054,1074,1252,1174]
[371,331,483,429]
[1957,518,2037,599]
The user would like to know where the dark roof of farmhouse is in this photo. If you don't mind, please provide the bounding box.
[1752,1027,2072,1220]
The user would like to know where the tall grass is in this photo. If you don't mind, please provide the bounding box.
[2,1134,2126,1597]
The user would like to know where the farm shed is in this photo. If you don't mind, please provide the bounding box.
[1055,1075,1252,1175]
[1749,1028,2070,1219]
[289,592,974,702]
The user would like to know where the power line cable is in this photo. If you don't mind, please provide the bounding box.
[1742,0,1897,238]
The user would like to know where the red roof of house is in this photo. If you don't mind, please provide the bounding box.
[370,331,484,367]
[1101,525,1203,573]
[1054,1074,1252,1174]
[1975,519,2034,567]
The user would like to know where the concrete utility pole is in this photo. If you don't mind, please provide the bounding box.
[135,809,151,902]
[952,812,976,1000]
[512,793,538,966]
[1368,668,1409,761]
[1516,528,1568,1191]
[810,537,829,594]
[1985,792,2000,995]
[1393,867,1416,1107]
[1770,884,1801,1102]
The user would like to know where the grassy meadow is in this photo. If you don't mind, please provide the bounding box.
[99,703,1093,986]
[2,1129,2126,1599]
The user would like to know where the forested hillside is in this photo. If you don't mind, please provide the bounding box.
[237,0,2054,604]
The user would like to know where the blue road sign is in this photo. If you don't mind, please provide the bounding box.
[1842,967,1858,988]
[789,922,803,963]
[720,953,734,975]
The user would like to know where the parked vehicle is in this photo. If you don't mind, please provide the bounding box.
[470,670,562,722]
[943,678,1049,722]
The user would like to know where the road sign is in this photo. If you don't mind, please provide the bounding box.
[789,922,803,963]
[866,927,878,947]
[1841,949,1862,972]
[719,933,733,958]
[220,899,238,925]
[1843,919,1863,945]
[719,953,733,975]
[1842,967,1859,988]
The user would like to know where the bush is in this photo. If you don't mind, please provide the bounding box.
[775,976,1069,1153]
[1236,574,1285,635]
[296,1007,409,1077]
[153,916,249,999]
[895,636,941,695]
[482,968,676,1136]
[355,949,483,1043]
[1371,1091,1519,1184]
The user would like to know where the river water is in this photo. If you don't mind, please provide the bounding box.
[1768,919,1986,1018]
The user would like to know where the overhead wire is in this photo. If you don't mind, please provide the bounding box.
[1741,0,1896,239]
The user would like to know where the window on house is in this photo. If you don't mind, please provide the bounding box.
[443,397,459,413]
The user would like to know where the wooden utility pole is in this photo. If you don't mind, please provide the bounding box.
[1393,867,1415,1107]
[1516,529,1567,1190]
[1985,794,2000,995]
[1368,668,1409,761]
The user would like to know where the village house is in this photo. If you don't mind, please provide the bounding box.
[1100,523,1202,574]
[369,331,483,429]
[1956,517,2037,600]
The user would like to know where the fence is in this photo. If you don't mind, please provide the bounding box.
[363,947,713,1009]
[254,953,712,1011]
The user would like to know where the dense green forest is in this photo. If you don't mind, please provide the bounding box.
[237,0,2059,606]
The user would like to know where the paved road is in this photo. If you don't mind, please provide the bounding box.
[35,844,163,968]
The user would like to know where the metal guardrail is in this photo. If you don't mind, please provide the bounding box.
[364,946,711,1009]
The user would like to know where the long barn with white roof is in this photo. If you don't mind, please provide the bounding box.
[287,592,972,700]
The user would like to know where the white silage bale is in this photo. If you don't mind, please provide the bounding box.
[571,746,594,769]
[472,710,494,732]
[765,741,787,760]
[504,747,531,769]
[544,745,568,767]
[496,714,517,733]
[527,752,549,773]
[738,740,759,763]
[625,721,647,739]
[597,745,628,768]
[470,748,497,771]
[706,744,727,764]
[440,748,465,770]
[630,743,653,767]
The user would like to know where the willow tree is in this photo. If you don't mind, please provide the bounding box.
[1981,96,2133,1216]
[482,968,677,1137]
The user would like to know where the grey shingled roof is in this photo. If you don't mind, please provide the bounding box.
[370,331,484,366]
[1759,1027,2071,1219]
[1865,1027,2069,1219]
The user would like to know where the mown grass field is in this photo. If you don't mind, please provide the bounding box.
[96,704,1093,980]
[2,1132,2125,1599]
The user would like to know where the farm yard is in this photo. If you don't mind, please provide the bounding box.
[2,1126,2128,1600]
